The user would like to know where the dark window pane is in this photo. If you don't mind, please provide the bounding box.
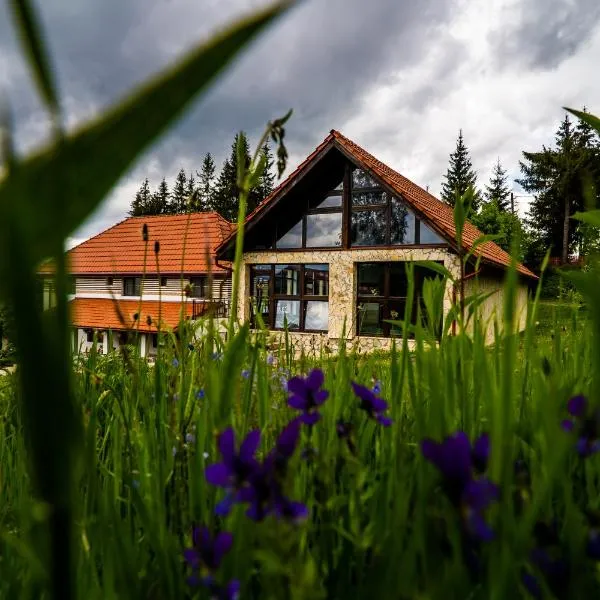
[277,219,303,248]
[250,266,271,325]
[357,301,383,336]
[357,263,385,296]
[305,301,329,331]
[316,194,342,208]
[351,210,386,246]
[304,264,329,296]
[420,221,445,244]
[306,213,342,247]
[391,199,416,244]
[352,169,379,189]
[352,190,387,206]
[123,277,141,296]
[388,300,409,337]
[275,300,301,329]
[389,263,409,297]
[190,277,209,298]
[274,265,300,296]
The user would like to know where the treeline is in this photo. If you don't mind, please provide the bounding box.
[130,133,276,222]
[440,108,600,269]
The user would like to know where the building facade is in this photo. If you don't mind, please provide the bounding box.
[39,212,234,357]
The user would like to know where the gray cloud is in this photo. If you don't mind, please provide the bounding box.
[489,0,600,69]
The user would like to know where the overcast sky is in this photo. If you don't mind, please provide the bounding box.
[1,0,599,248]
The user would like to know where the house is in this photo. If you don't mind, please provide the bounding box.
[215,130,537,352]
[38,212,234,357]
[38,130,536,357]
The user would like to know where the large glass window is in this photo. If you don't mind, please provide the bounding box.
[250,264,330,332]
[356,262,444,338]
[189,276,210,298]
[275,176,343,249]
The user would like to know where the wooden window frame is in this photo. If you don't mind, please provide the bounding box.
[355,262,443,338]
[249,264,330,333]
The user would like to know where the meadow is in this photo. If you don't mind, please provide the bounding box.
[2,1,600,598]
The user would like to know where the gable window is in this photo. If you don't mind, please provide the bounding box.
[123,277,141,297]
[275,177,343,249]
[250,264,329,332]
[189,277,210,299]
[356,262,443,338]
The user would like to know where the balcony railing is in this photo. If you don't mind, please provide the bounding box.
[191,299,229,320]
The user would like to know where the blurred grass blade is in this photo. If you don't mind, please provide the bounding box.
[8,0,60,120]
[571,210,600,227]
[413,260,455,282]
[565,107,600,134]
[0,1,290,280]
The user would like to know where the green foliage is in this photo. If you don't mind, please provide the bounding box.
[196,152,216,211]
[129,178,153,216]
[441,129,481,213]
[518,112,600,263]
[485,158,511,211]
[169,168,188,213]
[471,198,525,258]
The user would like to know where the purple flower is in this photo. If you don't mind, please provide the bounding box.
[561,394,600,457]
[184,527,239,598]
[196,389,205,400]
[421,431,498,541]
[280,376,288,391]
[205,428,261,516]
[172,358,179,368]
[266,354,275,366]
[351,382,392,426]
[186,433,196,444]
[268,418,301,477]
[241,369,250,379]
[287,369,329,425]
[372,379,382,395]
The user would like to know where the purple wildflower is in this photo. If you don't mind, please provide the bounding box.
[266,354,275,366]
[205,428,261,516]
[184,527,239,598]
[185,433,196,444]
[172,358,179,368]
[241,369,250,379]
[351,382,392,426]
[372,379,382,395]
[268,418,301,478]
[561,394,600,457]
[287,369,329,425]
[280,376,288,391]
[196,389,205,400]
[421,431,498,541]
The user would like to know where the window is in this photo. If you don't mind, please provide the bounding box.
[250,264,329,332]
[86,329,94,343]
[350,169,417,247]
[152,334,158,348]
[189,277,210,298]
[275,176,343,249]
[123,277,141,296]
[356,262,444,338]
[420,222,445,244]
[107,276,114,286]
[161,276,168,287]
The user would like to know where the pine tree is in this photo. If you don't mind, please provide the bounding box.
[518,113,600,264]
[150,177,170,215]
[212,133,252,221]
[485,158,511,211]
[129,178,153,216]
[197,153,216,212]
[440,130,481,212]
[186,172,196,211]
[257,142,276,202]
[170,169,188,213]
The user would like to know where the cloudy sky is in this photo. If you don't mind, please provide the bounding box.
[1,0,599,247]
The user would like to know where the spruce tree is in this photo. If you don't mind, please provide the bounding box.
[129,178,153,216]
[170,169,188,213]
[186,172,196,211]
[257,142,276,202]
[150,177,170,215]
[441,130,481,212]
[197,153,216,212]
[212,133,252,221]
[485,158,511,211]
[518,113,600,264]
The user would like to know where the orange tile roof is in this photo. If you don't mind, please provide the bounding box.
[69,298,203,333]
[218,131,537,280]
[40,212,235,275]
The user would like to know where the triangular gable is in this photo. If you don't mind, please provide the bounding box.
[216,131,537,280]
